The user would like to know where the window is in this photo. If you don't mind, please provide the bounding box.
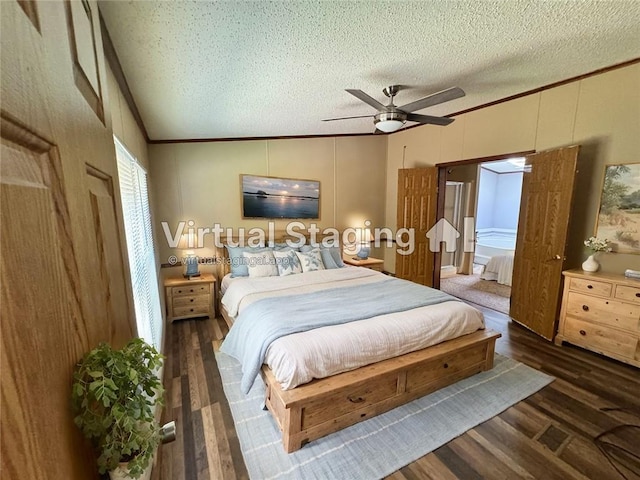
[115,137,163,351]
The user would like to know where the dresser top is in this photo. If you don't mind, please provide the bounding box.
[563,268,640,286]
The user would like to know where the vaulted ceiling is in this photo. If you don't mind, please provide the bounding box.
[99,1,640,141]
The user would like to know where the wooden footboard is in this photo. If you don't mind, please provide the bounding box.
[260,329,501,453]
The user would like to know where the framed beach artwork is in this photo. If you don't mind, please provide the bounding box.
[595,162,640,254]
[241,174,320,219]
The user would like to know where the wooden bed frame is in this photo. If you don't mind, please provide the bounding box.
[215,239,501,452]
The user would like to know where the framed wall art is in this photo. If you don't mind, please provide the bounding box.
[241,174,320,219]
[595,162,640,254]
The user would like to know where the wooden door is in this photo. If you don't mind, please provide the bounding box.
[510,146,579,340]
[1,2,134,479]
[396,168,438,286]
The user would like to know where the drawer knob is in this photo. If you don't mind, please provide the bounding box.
[636,293,640,298]
[579,329,586,336]
[347,395,365,404]
[190,308,194,312]
[582,305,589,311]
[587,284,593,289]
[177,290,182,294]
[443,363,449,369]
[190,299,194,303]
[190,289,194,293]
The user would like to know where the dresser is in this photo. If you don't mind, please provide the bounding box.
[164,274,216,322]
[556,269,640,367]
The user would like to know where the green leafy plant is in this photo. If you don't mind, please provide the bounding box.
[71,338,164,478]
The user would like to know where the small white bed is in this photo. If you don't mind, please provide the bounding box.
[480,254,514,286]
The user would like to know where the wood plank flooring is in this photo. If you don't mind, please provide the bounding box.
[152,306,640,480]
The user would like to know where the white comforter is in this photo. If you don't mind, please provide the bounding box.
[222,268,485,390]
[480,255,514,286]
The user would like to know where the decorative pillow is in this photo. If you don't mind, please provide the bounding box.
[270,241,300,252]
[326,246,345,268]
[226,245,267,277]
[302,244,344,269]
[272,249,303,276]
[319,249,338,269]
[242,250,278,278]
[295,248,325,272]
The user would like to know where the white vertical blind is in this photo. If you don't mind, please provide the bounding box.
[115,137,163,351]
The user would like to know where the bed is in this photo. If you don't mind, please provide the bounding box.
[480,254,514,286]
[215,242,500,452]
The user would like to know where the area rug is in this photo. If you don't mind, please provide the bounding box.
[441,273,511,314]
[216,352,553,480]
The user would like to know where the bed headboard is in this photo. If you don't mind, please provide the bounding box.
[214,231,341,280]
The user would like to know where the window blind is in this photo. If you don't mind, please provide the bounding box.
[115,137,163,351]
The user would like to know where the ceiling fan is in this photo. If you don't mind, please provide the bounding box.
[323,85,465,133]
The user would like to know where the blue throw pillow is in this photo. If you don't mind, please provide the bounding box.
[226,245,269,277]
[302,244,344,268]
[320,249,338,269]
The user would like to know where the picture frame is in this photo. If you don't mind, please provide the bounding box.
[241,174,320,219]
[594,162,640,254]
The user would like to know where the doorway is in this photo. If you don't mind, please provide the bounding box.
[439,157,525,314]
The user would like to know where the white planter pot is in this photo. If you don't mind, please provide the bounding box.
[109,463,152,480]
[581,254,599,272]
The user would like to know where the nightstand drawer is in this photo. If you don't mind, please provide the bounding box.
[172,284,209,297]
[173,304,210,318]
[568,277,612,297]
[566,292,640,332]
[173,294,210,307]
[615,285,640,304]
[563,317,638,358]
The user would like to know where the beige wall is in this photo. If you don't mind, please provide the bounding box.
[384,63,640,274]
[149,135,387,270]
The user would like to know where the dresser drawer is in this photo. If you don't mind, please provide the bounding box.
[301,375,398,430]
[173,294,210,307]
[172,284,209,297]
[172,304,210,318]
[615,285,640,304]
[566,292,640,332]
[568,277,612,297]
[563,317,638,358]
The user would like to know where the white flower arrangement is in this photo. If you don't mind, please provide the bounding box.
[584,236,612,253]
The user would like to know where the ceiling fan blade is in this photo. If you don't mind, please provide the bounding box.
[406,113,454,126]
[398,87,465,113]
[322,114,374,122]
[345,89,387,111]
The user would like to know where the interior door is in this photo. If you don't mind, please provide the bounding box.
[1,2,134,479]
[396,167,438,286]
[510,146,580,340]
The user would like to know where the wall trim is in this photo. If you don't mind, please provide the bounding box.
[436,150,535,168]
[99,12,150,142]
[148,131,382,145]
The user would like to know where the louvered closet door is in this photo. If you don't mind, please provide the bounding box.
[1,2,134,479]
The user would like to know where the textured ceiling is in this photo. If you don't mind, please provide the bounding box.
[99,1,640,141]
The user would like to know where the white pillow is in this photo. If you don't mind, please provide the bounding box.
[242,250,278,278]
[294,248,325,273]
[272,249,303,276]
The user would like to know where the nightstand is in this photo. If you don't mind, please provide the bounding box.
[164,273,216,322]
[342,255,384,272]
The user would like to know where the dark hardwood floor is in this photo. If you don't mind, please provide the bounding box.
[152,306,640,480]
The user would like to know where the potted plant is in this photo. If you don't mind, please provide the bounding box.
[71,338,164,480]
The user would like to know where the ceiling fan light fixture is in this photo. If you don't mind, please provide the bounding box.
[375,119,405,133]
[374,111,407,133]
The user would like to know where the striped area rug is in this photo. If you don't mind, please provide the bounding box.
[216,353,553,480]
